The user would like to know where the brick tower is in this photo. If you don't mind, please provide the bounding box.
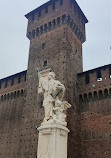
[25,0,88,157]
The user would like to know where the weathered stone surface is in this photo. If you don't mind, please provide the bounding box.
[37,124,69,158]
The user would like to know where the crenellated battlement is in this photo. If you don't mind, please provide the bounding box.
[26,14,86,43]
[77,64,111,116]
[78,64,111,100]
[25,0,88,43]
[0,71,27,96]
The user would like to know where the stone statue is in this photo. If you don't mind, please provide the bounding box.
[37,68,71,126]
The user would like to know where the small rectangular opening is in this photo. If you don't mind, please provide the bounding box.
[97,70,101,78]
[42,43,46,49]
[43,60,48,67]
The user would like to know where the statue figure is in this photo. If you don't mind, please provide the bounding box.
[36,68,71,126]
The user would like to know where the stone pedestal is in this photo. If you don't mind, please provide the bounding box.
[37,124,69,158]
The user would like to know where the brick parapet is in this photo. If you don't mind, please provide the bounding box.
[0,71,27,98]
[25,0,87,43]
[78,64,111,100]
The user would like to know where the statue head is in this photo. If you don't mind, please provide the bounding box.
[48,72,56,80]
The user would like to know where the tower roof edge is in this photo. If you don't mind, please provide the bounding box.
[25,0,88,23]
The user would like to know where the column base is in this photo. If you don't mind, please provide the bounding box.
[37,124,69,158]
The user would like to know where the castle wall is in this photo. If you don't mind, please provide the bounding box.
[80,113,111,158]
[0,71,26,158]
[78,65,111,158]
[78,65,111,115]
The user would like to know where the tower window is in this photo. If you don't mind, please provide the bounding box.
[43,60,48,67]
[4,80,8,88]
[60,0,63,6]
[45,6,48,13]
[18,75,21,84]
[62,14,66,24]
[75,49,78,54]
[36,28,39,37]
[38,11,41,17]
[52,3,55,10]
[42,43,46,49]
[11,77,14,86]
[32,30,36,39]
[32,14,35,21]
[40,26,43,34]
[52,19,56,28]
[85,73,90,84]
[97,70,101,79]
[48,22,52,31]
[57,17,60,26]
[44,24,47,33]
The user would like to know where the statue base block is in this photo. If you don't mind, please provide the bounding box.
[37,124,69,158]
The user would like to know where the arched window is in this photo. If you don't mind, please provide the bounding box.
[79,94,83,101]
[36,28,39,37]
[17,91,20,97]
[7,93,9,99]
[84,93,88,101]
[14,91,16,98]
[104,89,108,97]
[32,30,36,39]
[57,17,60,26]
[48,22,52,31]
[44,24,47,33]
[21,89,24,96]
[52,19,56,29]
[88,92,92,99]
[40,26,43,34]
[93,91,97,98]
[98,90,103,98]
[62,14,66,24]
[11,92,13,99]
[67,15,70,25]
[4,94,6,100]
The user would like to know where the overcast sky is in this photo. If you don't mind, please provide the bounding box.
[0,0,111,79]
